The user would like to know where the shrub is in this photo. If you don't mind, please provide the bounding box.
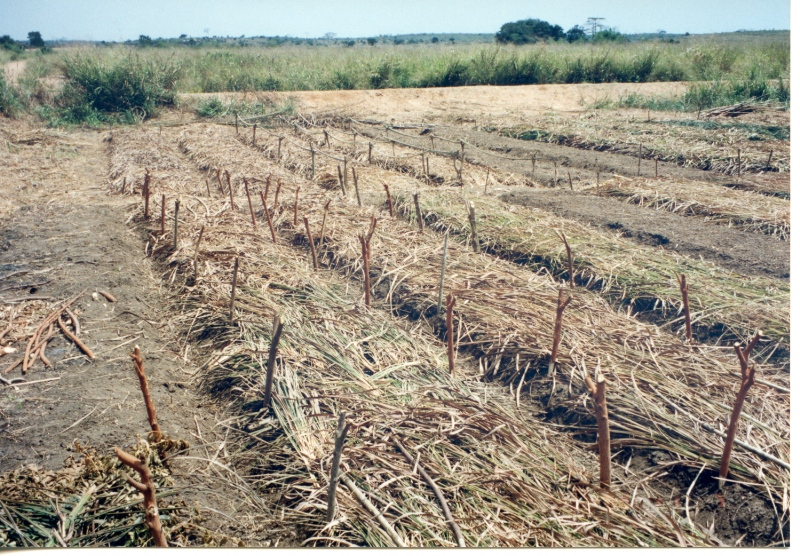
[0,72,26,116]
[49,52,181,125]
[496,19,565,44]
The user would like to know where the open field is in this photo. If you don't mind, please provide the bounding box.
[0,67,791,548]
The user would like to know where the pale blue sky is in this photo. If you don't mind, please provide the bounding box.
[0,0,791,42]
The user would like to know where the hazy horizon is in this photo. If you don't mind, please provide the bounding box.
[0,0,791,43]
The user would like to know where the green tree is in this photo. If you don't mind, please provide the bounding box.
[495,19,565,44]
[27,31,44,48]
[594,29,627,42]
[367,37,377,46]
[138,35,153,47]
[565,25,586,43]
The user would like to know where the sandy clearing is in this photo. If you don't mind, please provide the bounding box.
[180,81,691,121]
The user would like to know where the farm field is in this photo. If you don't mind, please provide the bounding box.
[0,81,790,547]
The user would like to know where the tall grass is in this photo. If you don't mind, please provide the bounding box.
[41,51,181,125]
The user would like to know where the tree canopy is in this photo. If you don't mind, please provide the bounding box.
[27,31,44,47]
[495,19,565,44]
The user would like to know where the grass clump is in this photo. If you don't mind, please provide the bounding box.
[0,73,27,116]
[43,52,181,126]
[611,78,790,112]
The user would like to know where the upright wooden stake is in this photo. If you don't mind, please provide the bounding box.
[114,448,168,547]
[596,171,600,193]
[766,150,773,168]
[160,194,166,235]
[303,216,319,270]
[263,315,284,410]
[585,372,611,489]
[193,224,204,277]
[342,158,348,195]
[383,182,394,217]
[131,346,162,441]
[324,129,329,148]
[310,144,315,178]
[446,293,456,378]
[216,169,224,194]
[413,193,423,232]
[326,413,351,522]
[173,200,180,251]
[678,274,692,343]
[352,167,362,207]
[437,232,449,314]
[205,178,211,196]
[235,113,238,134]
[737,148,741,176]
[655,158,658,178]
[259,192,277,243]
[225,170,236,211]
[368,142,372,164]
[466,200,479,253]
[638,143,642,176]
[277,136,283,159]
[548,289,572,375]
[294,188,300,226]
[229,256,239,324]
[358,217,377,307]
[557,232,574,288]
[143,170,151,218]
[531,155,536,181]
[121,176,126,195]
[264,174,271,200]
[337,165,344,190]
[719,331,761,486]
[319,200,331,246]
[554,161,558,184]
[252,124,257,147]
[273,178,282,211]
[568,172,573,191]
[244,178,257,229]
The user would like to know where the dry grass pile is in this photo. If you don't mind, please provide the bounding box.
[175,124,790,519]
[391,188,789,363]
[596,176,790,239]
[0,437,214,547]
[487,110,789,176]
[104,126,722,547]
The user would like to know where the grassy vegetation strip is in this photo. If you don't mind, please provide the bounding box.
[109,127,710,547]
[597,176,789,239]
[177,125,789,506]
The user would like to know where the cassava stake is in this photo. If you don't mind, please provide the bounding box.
[677,274,692,343]
[131,345,161,440]
[244,178,257,229]
[263,315,284,410]
[326,413,351,522]
[719,331,761,486]
[548,290,572,375]
[259,192,277,243]
[115,448,168,547]
[585,371,611,489]
[446,293,456,378]
[229,256,239,324]
[557,231,574,288]
[382,182,394,217]
[304,216,319,270]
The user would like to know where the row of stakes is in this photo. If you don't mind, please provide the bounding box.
[127,126,776,543]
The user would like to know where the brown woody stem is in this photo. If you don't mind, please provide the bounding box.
[131,346,161,440]
[304,216,319,270]
[263,315,284,410]
[446,294,456,378]
[585,373,611,489]
[115,447,168,547]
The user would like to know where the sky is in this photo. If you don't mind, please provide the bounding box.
[0,0,791,42]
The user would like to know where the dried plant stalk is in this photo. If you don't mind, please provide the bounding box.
[225,170,236,211]
[263,315,284,410]
[548,290,572,373]
[678,274,692,343]
[114,447,168,547]
[259,192,277,243]
[229,256,239,323]
[382,181,394,217]
[720,331,761,485]
[326,413,351,522]
[304,216,319,270]
[557,232,574,288]
[244,178,257,229]
[446,294,456,378]
[131,345,161,440]
[413,193,424,232]
[585,372,611,489]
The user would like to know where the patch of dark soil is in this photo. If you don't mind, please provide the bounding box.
[623,450,789,547]
[499,189,789,282]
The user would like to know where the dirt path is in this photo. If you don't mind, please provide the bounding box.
[0,124,282,545]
